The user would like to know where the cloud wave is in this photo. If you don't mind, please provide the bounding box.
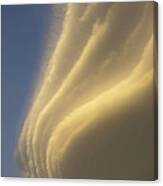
[17,2,156,179]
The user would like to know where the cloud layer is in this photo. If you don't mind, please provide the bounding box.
[17,2,156,180]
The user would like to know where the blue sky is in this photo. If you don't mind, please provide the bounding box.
[1,4,55,177]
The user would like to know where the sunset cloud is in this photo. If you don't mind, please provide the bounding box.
[17,2,156,179]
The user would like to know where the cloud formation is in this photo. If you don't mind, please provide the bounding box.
[17,2,156,180]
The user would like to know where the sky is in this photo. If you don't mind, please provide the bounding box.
[1,2,156,180]
[1,4,55,176]
[16,2,156,180]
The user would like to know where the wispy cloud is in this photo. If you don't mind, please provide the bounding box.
[17,2,155,179]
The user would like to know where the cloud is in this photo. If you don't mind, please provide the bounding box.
[17,2,156,179]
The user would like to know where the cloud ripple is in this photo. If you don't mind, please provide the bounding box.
[17,2,156,180]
